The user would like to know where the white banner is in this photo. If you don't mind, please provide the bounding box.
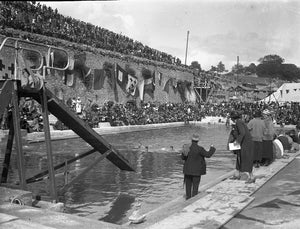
[126,74,138,96]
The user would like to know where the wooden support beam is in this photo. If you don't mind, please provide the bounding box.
[26,149,97,183]
[38,167,87,181]
[40,87,57,202]
[1,115,13,183]
[0,80,13,116]
[11,83,27,190]
[59,150,112,193]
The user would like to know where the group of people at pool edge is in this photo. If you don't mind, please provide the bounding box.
[181,108,300,200]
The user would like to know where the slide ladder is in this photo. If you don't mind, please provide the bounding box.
[22,87,134,172]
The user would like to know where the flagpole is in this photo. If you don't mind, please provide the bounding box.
[184,30,190,66]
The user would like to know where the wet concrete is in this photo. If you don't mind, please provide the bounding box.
[222,156,300,229]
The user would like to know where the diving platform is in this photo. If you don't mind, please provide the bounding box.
[21,87,134,172]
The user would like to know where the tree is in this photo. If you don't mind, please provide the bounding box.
[257,55,283,79]
[256,54,300,81]
[231,63,244,74]
[190,61,201,71]
[256,63,281,79]
[217,61,225,72]
[258,54,284,65]
[210,65,217,72]
[244,63,256,74]
[280,64,300,81]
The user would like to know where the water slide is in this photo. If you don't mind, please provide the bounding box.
[22,87,135,172]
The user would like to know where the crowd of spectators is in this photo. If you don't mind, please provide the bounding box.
[0,1,182,66]
[2,98,300,133]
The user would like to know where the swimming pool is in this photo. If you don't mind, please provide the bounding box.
[0,124,236,224]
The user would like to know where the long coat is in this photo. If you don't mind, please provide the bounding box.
[235,119,254,173]
[182,141,216,176]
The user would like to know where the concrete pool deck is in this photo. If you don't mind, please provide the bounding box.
[128,152,300,229]
[222,154,300,229]
[1,151,299,229]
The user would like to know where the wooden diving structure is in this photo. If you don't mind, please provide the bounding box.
[0,36,135,203]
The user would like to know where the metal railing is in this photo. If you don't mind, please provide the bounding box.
[0,36,70,80]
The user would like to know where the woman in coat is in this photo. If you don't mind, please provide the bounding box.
[230,111,255,183]
[228,123,242,178]
[181,134,215,200]
[247,110,265,168]
[262,109,276,165]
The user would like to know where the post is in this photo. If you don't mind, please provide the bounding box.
[11,84,27,189]
[1,114,14,183]
[236,56,239,86]
[64,160,69,185]
[40,86,58,202]
[184,31,190,66]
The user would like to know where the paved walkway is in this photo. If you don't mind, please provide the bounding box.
[135,152,300,229]
[222,156,300,229]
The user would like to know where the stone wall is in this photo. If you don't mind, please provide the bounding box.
[46,50,195,106]
[0,33,195,107]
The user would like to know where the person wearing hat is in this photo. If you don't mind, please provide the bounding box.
[230,110,255,183]
[181,134,216,200]
[247,110,265,168]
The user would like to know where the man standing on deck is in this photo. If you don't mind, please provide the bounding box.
[181,134,216,200]
[247,110,265,168]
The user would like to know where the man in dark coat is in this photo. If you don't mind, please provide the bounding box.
[181,134,215,200]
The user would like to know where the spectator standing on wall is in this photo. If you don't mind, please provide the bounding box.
[76,97,82,114]
[71,97,76,111]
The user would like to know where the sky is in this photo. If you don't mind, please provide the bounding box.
[40,0,300,70]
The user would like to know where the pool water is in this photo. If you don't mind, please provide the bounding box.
[0,124,236,224]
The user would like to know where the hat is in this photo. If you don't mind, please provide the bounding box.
[230,111,241,120]
[262,109,271,115]
[191,134,199,141]
[253,110,262,118]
